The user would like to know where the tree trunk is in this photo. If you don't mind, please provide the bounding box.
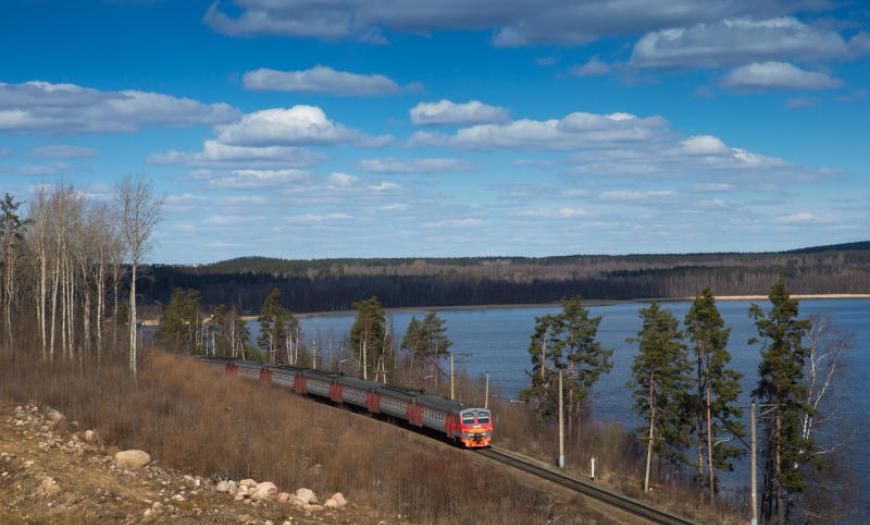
[112,265,119,349]
[706,381,715,500]
[60,258,67,359]
[644,371,656,494]
[540,335,547,380]
[49,259,59,360]
[362,337,368,380]
[775,405,783,524]
[129,262,137,374]
[696,350,705,483]
[39,252,47,358]
[96,261,104,359]
[83,273,91,359]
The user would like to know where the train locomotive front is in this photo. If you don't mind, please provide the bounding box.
[457,407,493,448]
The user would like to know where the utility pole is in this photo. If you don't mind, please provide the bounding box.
[484,372,489,409]
[750,402,758,525]
[362,336,367,380]
[559,369,565,469]
[450,352,455,401]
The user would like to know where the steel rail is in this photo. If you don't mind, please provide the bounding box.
[475,447,701,525]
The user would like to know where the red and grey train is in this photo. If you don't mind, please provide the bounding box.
[198,356,494,448]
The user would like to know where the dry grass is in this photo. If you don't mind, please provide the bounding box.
[0,347,605,525]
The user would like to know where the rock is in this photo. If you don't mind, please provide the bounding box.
[171,494,185,502]
[45,408,64,424]
[303,504,324,512]
[251,481,277,502]
[239,478,257,489]
[83,430,97,443]
[324,492,347,509]
[114,450,151,470]
[143,508,154,519]
[183,474,201,489]
[23,460,34,469]
[295,488,317,505]
[216,480,236,493]
[276,491,291,503]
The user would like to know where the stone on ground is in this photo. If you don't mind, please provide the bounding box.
[114,449,151,469]
[251,481,277,501]
[295,487,317,505]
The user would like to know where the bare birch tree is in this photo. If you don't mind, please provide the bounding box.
[116,176,162,375]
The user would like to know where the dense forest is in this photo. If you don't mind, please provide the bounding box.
[138,241,870,313]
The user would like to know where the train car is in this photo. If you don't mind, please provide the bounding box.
[374,384,418,421]
[336,375,372,409]
[194,356,493,448]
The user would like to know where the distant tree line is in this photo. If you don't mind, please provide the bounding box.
[138,245,870,313]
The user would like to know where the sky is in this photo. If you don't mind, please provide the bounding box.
[1,0,868,264]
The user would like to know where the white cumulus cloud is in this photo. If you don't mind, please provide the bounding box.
[204,1,809,48]
[242,66,411,96]
[630,17,848,69]
[568,56,611,77]
[149,140,323,169]
[0,80,239,133]
[721,62,842,91]
[410,99,508,126]
[192,168,311,188]
[28,145,96,159]
[598,190,680,204]
[358,157,473,174]
[517,207,589,218]
[215,105,392,147]
[409,111,668,151]
[774,211,832,224]
[288,213,352,223]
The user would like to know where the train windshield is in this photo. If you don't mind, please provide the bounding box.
[476,412,491,424]
[462,413,475,425]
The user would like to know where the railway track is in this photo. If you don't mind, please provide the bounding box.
[476,447,700,525]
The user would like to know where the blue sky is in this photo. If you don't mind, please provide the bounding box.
[1,0,868,263]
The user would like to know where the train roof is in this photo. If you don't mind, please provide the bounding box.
[197,356,482,413]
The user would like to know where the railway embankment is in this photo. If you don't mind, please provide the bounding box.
[0,350,616,524]
[0,400,370,524]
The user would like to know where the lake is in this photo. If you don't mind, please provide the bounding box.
[274,298,869,503]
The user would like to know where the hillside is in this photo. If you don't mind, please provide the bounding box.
[140,241,870,312]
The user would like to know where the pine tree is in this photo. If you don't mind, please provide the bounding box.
[0,193,27,350]
[350,296,388,381]
[684,288,743,499]
[749,282,814,523]
[555,297,613,431]
[155,288,201,353]
[257,288,297,364]
[209,304,228,356]
[520,312,561,415]
[402,312,452,383]
[522,298,612,429]
[628,301,693,492]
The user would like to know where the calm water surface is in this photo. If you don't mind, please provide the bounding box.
[276,299,869,499]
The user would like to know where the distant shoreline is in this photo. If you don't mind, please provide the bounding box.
[140,293,870,326]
